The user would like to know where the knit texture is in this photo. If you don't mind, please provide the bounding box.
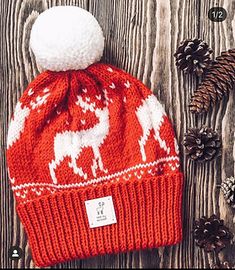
[7,63,183,267]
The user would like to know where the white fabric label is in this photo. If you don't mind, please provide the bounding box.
[85,196,117,228]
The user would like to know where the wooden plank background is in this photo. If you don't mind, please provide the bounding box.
[1,0,235,268]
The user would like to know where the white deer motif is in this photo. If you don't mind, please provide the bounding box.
[7,102,30,149]
[136,94,170,162]
[7,90,50,149]
[49,96,110,184]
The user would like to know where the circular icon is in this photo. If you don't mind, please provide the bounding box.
[8,246,23,260]
[208,7,227,22]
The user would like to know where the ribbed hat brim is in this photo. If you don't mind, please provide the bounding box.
[17,172,183,267]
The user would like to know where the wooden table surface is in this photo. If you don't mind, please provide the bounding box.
[1,0,235,268]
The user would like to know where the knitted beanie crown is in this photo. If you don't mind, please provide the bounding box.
[7,6,183,267]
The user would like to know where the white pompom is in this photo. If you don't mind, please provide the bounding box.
[30,6,104,71]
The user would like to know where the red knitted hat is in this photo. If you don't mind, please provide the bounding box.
[7,6,183,267]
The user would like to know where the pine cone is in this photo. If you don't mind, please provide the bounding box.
[174,38,213,76]
[221,176,235,208]
[183,127,221,162]
[194,214,233,253]
[190,49,235,113]
[211,261,234,269]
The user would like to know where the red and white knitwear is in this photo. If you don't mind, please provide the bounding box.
[6,6,184,268]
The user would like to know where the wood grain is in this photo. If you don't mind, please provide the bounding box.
[1,0,235,268]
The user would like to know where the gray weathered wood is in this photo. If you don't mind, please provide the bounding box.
[1,0,235,268]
